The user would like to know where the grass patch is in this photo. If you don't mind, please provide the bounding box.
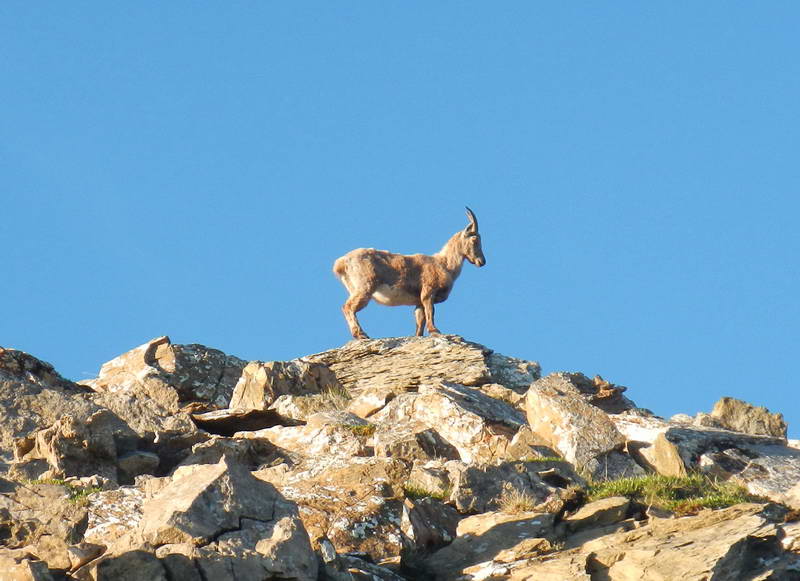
[587,473,759,516]
[403,483,450,501]
[498,488,539,513]
[522,456,564,463]
[341,423,376,437]
[293,386,352,415]
[318,386,351,410]
[29,478,103,506]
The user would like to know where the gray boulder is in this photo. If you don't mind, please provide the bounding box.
[526,373,628,475]
[710,397,787,439]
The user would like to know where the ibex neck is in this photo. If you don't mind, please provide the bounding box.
[435,233,465,275]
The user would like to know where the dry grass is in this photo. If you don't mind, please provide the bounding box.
[498,488,539,514]
[341,423,376,437]
[294,386,352,414]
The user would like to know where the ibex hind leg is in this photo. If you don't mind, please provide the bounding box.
[343,292,371,339]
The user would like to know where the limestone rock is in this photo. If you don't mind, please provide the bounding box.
[228,359,340,411]
[0,551,55,581]
[83,336,247,410]
[93,550,168,581]
[711,397,788,439]
[11,412,118,482]
[126,456,317,581]
[726,443,800,505]
[7,337,800,580]
[0,481,99,575]
[400,497,461,551]
[303,335,540,395]
[612,412,788,479]
[177,435,285,471]
[407,462,453,499]
[502,425,559,461]
[88,390,204,474]
[255,456,410,560]
[445,460,575,514]
[699,447,753,479]
[563,496,630,533]
[424,511,556,580]
[615,413,800,505]
[139,456,275,545]
[266,392,352,423]
[0,338,212,479]
[0,347,76,391]
[542,372,636,414]
[373,424,460,463]
[325,553,407,581]
[0,348,98,463]
[371,382,525,463]
[589,450,647,481]
[526,373,627,472]
[0,482,89,547]
[782,481,800,510]
[507,503,799,580]
[84,486,146,547]
[347,386,400,418]
[239,411,371,458]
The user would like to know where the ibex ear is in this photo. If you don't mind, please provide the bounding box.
[464,207,478,234]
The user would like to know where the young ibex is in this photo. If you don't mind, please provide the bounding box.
[333,208,486,339]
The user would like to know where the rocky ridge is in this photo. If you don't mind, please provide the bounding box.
[0,336,798,580]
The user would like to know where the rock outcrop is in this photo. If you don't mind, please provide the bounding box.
[0,335,798,580]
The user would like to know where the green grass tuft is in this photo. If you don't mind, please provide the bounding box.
[587,473,759,515]
[403,483,450,501]
[521,456,565,463]
[29,478,103,505]
[341,423,376,437]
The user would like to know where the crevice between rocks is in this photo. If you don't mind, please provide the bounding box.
[190,409,294,437]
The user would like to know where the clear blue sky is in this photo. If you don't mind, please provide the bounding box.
[3,4,798,437]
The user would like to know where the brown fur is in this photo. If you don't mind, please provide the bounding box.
[333,209,486,339]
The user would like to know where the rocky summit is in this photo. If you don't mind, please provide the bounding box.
[0,336,798,580]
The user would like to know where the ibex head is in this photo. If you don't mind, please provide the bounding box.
[461,207,486,267]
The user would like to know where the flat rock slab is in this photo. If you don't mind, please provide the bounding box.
[564,496,630,532]
[303,335,540,394]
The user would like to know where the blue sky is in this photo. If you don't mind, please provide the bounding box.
[3,4,798,436]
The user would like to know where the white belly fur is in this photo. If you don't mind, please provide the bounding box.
[372,284,417,306]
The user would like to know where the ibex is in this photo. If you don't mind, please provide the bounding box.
[333,208,486,339]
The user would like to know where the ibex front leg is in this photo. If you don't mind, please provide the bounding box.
[420,292,440,335]
[414,306,426,336]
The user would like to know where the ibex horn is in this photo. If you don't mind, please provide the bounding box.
[465,207,478,233]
